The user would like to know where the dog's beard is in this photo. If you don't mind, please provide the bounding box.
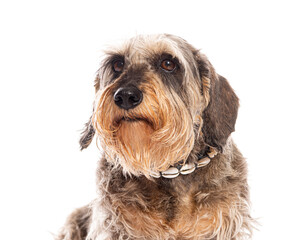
[93,79,195,177]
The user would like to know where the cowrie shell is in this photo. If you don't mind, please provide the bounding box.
[162,167,179,178]
[180,162,196,175]
[149,171,161,178]
[197,157,211,168]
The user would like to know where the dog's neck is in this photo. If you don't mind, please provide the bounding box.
[150,147,217,178]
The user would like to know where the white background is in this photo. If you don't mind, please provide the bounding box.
[1,1,308,239]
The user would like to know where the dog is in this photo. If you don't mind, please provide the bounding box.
[57,34,254,240]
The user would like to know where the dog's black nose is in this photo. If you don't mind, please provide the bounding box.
[114,86,143,110]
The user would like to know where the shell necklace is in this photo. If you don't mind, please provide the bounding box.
[150,147,217,179]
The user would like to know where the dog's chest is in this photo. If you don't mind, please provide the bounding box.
[170,187,215,238]
[115,179,215,239]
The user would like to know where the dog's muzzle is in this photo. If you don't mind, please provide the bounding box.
[113,86,143,110]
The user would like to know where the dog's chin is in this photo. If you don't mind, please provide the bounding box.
[112,117,155,175]
[116,117,154,150]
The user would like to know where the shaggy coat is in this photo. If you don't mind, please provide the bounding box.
[57,34,254,240]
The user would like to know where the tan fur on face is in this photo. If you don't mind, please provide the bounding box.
[93,72,197,177]
[117,120,154,169]
[90,35,214,177]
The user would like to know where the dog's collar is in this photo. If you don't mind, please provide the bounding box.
[150,147,217,179]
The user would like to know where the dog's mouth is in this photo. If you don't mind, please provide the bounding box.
[114,116,153,128]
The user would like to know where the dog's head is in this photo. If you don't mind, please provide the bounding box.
[80,34,239,176]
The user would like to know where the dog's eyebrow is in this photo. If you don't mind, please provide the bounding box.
[147,52,180,68]
[159,53,177,60]
[101,54,125,72]
[105,54,125,65]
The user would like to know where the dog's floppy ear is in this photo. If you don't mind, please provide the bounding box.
[198,55,239,152]
[79,115,95,150]
[79,75,100,150]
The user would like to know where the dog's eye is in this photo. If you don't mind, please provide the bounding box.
[160,59,176,72]
[113,60,124,73]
